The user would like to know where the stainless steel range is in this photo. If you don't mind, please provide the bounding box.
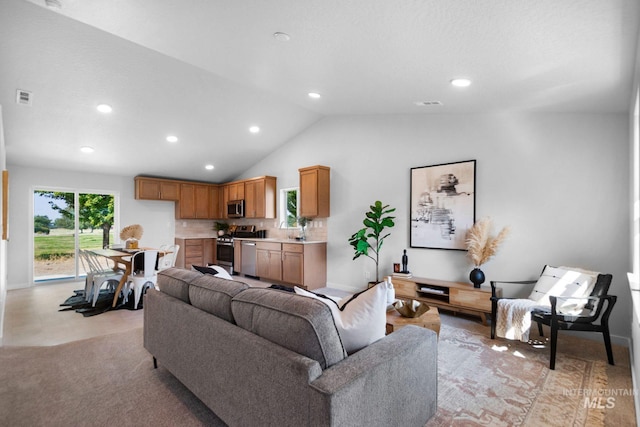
[215,225,265,275]
[216,234,234,275]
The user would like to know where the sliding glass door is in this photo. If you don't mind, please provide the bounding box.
[33,189,117,282]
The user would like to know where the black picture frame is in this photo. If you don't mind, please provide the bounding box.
[410,160,476,250]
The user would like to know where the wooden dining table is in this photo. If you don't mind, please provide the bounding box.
[89,247,166,308]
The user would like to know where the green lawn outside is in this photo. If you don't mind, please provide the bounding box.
[34,230,115,260]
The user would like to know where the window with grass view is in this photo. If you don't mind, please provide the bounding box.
[280,187,298,227]
[33,190,117,282]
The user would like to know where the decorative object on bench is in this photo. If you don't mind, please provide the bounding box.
[348,201,396,283]
[394,299,429,318]
[386,306,441,337]
[465,217,510,288]
[490,265,616,370]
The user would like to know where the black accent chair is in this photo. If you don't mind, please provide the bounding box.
[490,273,616,370]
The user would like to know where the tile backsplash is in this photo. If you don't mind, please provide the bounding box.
[175,218,327,241]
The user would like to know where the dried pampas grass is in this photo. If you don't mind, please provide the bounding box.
[466,218,510,267]
[120,224,144,241]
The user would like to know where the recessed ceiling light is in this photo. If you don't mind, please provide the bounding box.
[205,164,215,170]
[45,0,62,9]
[273,32,291,42]
[80,146,95,153]
[450,78,472,87]
[249,126,260,134]
[308,92,321,99]
[414,100,443,106]
[96,104,112,113]
[166,135,178,143]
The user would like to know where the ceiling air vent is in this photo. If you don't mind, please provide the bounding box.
[414,101,443,107]
[16,89,33,106]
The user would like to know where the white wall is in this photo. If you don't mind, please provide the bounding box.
[0,105,7,341]
[241,112,632,339]
[6,165,176,289]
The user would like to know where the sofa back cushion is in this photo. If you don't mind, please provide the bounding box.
[189,275,250,323]
[157,268,201,303]
[231,288,346,369]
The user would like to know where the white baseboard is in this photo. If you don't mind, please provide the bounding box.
[7,282,31,290]
[325,281,364,294]
[629,342,640,427]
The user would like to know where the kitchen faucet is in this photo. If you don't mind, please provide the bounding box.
[279,220,294,240]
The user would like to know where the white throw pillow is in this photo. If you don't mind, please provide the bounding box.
[295,283,387,354]
[528,265,597,311]
[190,264,234,280]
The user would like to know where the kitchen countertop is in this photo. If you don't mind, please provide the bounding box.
[233,237,326,245]
[174,236,326,244]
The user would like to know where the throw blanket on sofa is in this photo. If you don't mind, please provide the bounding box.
[496,299,541,342]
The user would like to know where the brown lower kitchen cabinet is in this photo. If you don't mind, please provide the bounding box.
[256,242,282,281]
[255,241,326,290]
[174,238,215,270]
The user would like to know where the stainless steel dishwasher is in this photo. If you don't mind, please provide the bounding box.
[241,241,257,277]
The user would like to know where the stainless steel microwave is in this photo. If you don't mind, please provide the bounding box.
[227,199,244,218]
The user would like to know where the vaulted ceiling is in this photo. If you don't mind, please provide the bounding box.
[1,0,638,182]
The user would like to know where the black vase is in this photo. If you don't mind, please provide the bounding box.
[469,268,485,288]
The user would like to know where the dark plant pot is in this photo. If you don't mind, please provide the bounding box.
[469,268,485,288]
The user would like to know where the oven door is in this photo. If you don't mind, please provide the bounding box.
[216,242,234,275]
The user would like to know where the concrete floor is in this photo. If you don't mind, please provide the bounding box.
[1,276,350,347]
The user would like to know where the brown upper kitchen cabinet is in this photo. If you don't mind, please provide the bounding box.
[177,183,211,219]
[209,185,221,219]
[245,176,276,218]
[228,181,245,201]
[135,176,180,201]
[299,165,330,218]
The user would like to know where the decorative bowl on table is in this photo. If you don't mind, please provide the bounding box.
[394,299,430,318]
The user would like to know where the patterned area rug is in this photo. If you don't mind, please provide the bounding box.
[427,320,607,426]
[59,288,143,316]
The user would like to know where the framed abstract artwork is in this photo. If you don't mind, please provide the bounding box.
[410,160,476,250]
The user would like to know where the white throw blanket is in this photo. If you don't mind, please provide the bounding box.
[496,299,544,342]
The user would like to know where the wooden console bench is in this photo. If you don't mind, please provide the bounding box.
[389,275,501,325]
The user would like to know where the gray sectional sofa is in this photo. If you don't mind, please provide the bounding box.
[143,267,438,427]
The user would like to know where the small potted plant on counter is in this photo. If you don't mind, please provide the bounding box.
[214,222,230,236]
[297,217,310,240]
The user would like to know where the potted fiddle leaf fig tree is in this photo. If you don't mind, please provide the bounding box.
[348,201,396,283]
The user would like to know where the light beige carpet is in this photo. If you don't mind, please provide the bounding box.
[0,316,633,426]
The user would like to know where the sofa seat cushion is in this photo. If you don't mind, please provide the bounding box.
[231,288,347,369]
[189,275,250,323]
[157,268,201,303]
